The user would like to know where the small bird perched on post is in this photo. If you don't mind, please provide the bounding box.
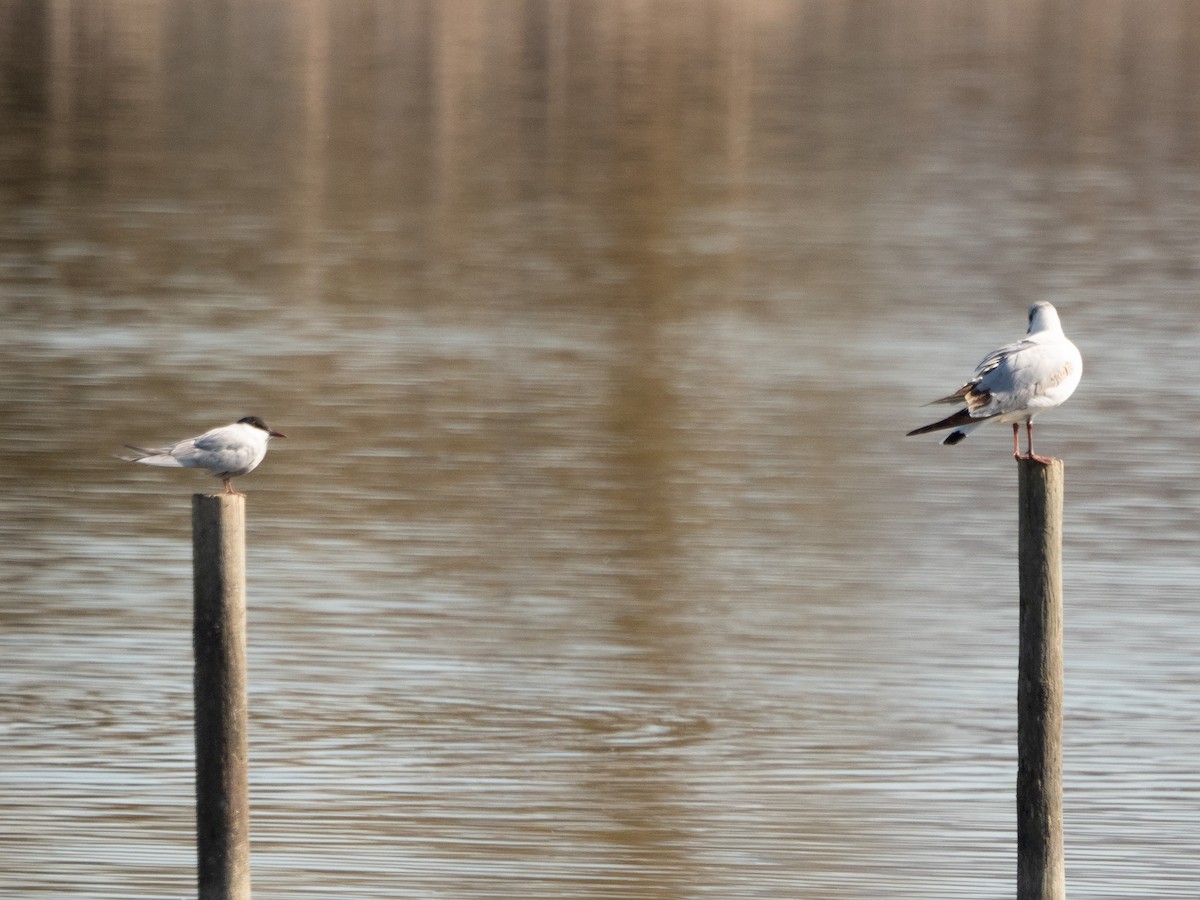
[119,416,286,494]
[907,302,1081,464]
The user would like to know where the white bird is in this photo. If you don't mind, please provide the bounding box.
[120,416,287,494]
[907,302,1082,464]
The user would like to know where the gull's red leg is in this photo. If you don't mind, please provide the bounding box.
[1026,420,1053,465]
[1012,423,1020,459]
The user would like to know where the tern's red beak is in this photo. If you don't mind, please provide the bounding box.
[270,430,287,439]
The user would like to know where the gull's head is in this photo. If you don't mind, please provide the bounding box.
[1027,301,1063,335]
[238,415,287,439]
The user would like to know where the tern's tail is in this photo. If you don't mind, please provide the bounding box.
[118,445,184,467]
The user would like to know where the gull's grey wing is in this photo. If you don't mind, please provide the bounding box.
[971,338,1075,416]
[926,336,1034,407]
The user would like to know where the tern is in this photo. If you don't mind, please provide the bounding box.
[120,416,286,494]
[907,302,1082,464]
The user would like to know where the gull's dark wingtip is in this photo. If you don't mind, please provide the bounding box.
[906,407,975,437]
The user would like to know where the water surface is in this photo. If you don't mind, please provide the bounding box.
[2,2,1200,897]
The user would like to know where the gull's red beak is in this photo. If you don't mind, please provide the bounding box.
[270,430,287,439]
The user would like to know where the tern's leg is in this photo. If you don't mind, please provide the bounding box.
[223,477,235,494]
[1011,423,1020,459]
[1025,420,1053,465]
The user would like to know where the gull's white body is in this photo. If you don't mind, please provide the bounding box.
[907,302,1081,460]
[120,416,285,493]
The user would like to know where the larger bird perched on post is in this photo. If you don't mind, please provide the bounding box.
[119,416,286,494]
[907,302,1081,464]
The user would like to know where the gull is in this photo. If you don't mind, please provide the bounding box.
[120,416,286,494]
[906,302,1082,464]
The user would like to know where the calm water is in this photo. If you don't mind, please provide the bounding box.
[2,2,1200,897]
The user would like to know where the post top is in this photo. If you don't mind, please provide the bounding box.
[192,492,246,505]
[1016,456,1063,470]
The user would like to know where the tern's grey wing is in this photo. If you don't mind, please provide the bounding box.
[186,429,263,476]
[119,444,185,466]
[161,436,217,469]
[123,443,170,457]
[191,427,235,452]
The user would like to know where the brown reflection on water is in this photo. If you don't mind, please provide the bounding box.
[4,2,1200,898]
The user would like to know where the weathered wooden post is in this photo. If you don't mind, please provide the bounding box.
[1016,458,1065,900]
[192,493,251,900]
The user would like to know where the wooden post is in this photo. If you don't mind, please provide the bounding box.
[1016,459,1065,900]
[192,493,251,900]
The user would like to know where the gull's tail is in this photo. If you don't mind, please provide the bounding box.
[118,445,184,467]
[907,408,986,445]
